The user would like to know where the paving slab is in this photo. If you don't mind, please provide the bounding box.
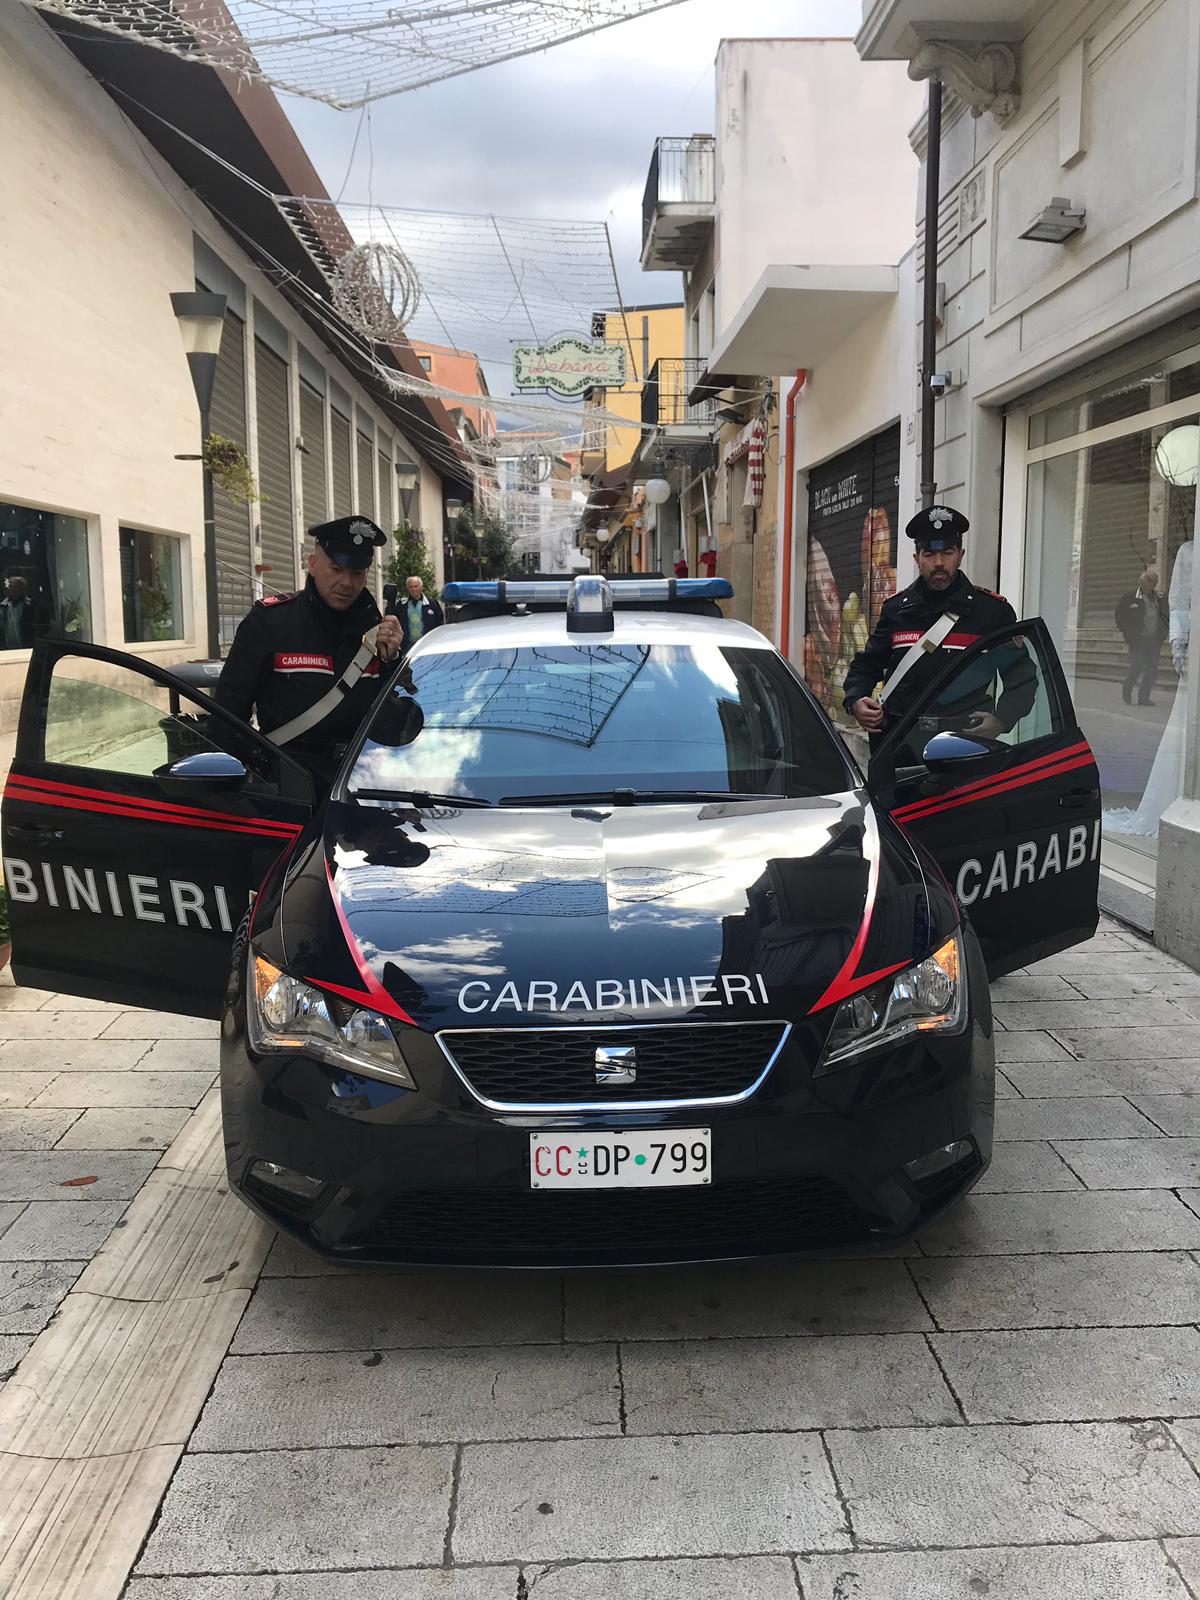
[620,1333,958,1433]
[55,1106,191,1150]
[453,1433,847,1562]
[0,1200,129,1260]
[995,1095,1162,1141]
[0,1259,85,1335]
[0,1074,60,1107]
[1171,995,1200,1021]
[994,1032,1076,1063]
[191,1343,621,1450]
[1167,1537,1200,1595]
[911,1250,1200,1329]
[0,1109,80,1149]
[231,1269,562,1354]
[0,1038,152,1071]
[798,1542,1191,1599]
[564,1257,933,1342]
[1055,1137,1200,1188]
[30,1071,215,1108]
[1004,1058,1200,1098]
[995,1070,1020,1098]
[0,1332,34,1378]
[989,974,1083,1000]
[0,1013,107,1039]
[259,1232,358,1276]
[1068,972,1200,998]
[1133,1096,1200,1135]
[127,1574,520,1600]
[1049,1024,1200,1061]
[136,1039,221,1071]
[0,987,53,1011]
[973,1140,1082,1191]
[994,998,1184,1030]
[100,1013,219,1039]
[526,1556,802,1599]
[0,1203,24,1239]
[1027,950,1169,975]
[827,1420,1200,1546]
[137,1445,454,1575]
[0,1148,159,1203]
[916,1190,1200,1255]
[933,1326,1200,1422]
[27,992,127,1011]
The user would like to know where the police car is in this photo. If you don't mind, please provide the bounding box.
[2,576,1099,1265]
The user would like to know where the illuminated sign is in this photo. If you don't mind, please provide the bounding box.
[514,336,627,398]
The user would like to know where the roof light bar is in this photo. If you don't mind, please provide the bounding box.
[567,574,614,633]
[440,577,734,609]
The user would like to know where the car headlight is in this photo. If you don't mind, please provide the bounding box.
[248,953,417,1089]
[816,932,966,1074]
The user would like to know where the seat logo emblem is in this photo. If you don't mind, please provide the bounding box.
[595,1045,637,1086]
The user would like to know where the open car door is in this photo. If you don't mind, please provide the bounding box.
[2,640,316,1016]
[866,618,1100,980]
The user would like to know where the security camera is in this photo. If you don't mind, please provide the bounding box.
[927,370,961,397]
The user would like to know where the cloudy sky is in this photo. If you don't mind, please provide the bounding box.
[284,0,863,385]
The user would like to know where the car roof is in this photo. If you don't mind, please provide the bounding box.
[408,607,777,657]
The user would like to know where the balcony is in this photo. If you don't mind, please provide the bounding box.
[856,0,1034,59]
[641,358,718,432]
[641,136,715,272]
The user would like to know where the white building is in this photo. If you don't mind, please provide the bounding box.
[856,0,1200,962]
[0,0,470,769]
[494,435,588,574]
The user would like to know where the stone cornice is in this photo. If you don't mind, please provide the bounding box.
[908,39,1022,125]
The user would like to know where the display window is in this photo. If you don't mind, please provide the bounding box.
[0,502,92,650]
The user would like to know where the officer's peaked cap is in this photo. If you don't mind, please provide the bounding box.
[905,504,969,551]
[310,515,387,569]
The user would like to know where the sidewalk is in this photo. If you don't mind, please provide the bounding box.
[4,918,1200,1598]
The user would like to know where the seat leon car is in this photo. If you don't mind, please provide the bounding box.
[2,576,1100,1266]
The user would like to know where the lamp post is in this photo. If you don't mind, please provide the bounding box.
[395,459,419,526]
[171,291,226,659]
[445,497,464,584]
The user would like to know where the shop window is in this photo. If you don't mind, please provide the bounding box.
[0,503,91,650]
[1024,395,1198,877]
[120,528,185,643]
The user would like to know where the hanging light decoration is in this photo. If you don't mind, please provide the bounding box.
[1154,423,1200,488]
[331,241,421,343]
[520,441,554,484]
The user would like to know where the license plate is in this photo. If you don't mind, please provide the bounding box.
[530,1129,712,1190]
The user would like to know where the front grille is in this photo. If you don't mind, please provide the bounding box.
[362,1177,869,1261]
[438,1021,789,1107]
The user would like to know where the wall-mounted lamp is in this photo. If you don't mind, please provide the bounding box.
[395,459,419,522]
[1019,197,1086,243]
[644,459,672,506]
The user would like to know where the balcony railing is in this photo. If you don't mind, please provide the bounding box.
[642,358,718,430]
[641,136,716,255]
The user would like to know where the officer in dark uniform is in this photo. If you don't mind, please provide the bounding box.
[215,516,404,786]
[843,505,1036,753]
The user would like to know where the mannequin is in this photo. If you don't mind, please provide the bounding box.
[1106,539,1192,837]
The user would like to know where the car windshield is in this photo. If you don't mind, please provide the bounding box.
[347,641,849,805]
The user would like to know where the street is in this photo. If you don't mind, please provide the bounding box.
[3,917,1200,1597]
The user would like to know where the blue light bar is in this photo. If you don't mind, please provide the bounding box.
[610,579,733,601]
[441,577,734,607]
[442,581,573,604]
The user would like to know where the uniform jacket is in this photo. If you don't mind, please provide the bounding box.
[842,571,1035,731]
[214,579,385,777]
[398,594,444,653]
[1115,589,1169,646]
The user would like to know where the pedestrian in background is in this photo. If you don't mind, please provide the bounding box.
[399,575,444,655]
[1116,567,1169,706]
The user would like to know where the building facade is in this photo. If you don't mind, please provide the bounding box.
[857,0,1200,961]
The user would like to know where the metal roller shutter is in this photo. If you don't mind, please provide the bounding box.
[300,380,327,532]
[254,339,296,593]
[209,309,253,651]
[331,410,352,518]
[356,429,375,521]
[377,448,394,533]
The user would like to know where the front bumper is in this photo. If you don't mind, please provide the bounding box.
[220,954,995,1269]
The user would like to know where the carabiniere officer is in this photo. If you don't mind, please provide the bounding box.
[215,516,403,786]
[843,505,1036,747]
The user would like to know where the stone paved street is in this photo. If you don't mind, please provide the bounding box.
[5,916,1200,1597]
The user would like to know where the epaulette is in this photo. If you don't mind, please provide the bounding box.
[979,587,1006,602]
[257,592,297,608]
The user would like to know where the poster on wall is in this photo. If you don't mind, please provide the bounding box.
[804,426,900,723]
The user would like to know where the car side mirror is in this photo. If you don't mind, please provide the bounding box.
[154,751,248,796]
[921,731,1006,774]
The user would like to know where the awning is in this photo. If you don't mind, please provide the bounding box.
[704,264,899,380]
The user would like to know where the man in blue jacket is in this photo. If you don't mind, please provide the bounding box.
[399,575,444,655]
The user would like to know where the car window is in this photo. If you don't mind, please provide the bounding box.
[348,642,850,803]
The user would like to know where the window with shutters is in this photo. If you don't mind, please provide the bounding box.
[207,308,254,651]
[299,379,327,531]
[330,409,353,518]
[356,429,375,522]
[120,528,183,642]
[254,339,296,593]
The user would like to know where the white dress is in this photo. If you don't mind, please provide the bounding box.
[1105,540,1192,838]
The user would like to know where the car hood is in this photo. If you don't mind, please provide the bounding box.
[281,793,930,1032]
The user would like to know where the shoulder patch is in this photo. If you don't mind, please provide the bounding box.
[977,587,1006,601]
[257,592,297,608]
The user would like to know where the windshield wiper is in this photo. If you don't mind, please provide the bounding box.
[497,789,778,807]
[351,789,492,808]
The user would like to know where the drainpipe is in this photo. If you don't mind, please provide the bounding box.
[920,79,943,510]
[779,368,808,661]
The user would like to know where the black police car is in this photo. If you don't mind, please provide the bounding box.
[1,577,1100,1266]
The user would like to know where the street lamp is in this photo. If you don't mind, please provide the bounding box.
[644,464,672,507]
[171,291,226,659]
[395,459,419,526]
[445,497,464,583]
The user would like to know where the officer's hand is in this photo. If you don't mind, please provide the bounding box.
[850,696,884,732]
[376,616,403,661]
[964,712,1005,740]
[1174,643,1189,674]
